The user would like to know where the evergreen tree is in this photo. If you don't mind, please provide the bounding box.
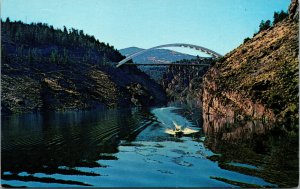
[16,45,24,56]
[50,49,58,64]
[15,30,22,42]
[259,20,271,32]
[243,37,251,43]
[28,48,33,63]
[32,48,39,62]
[62,48,68,64]
[102,54,108,66]
[273,10,288,24]
[1,45,7,60]
[1,19,124,67]
[63,26,68,34]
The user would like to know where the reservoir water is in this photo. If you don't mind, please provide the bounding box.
[1,103,298,187]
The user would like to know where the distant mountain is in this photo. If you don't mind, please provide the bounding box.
[119,47,143,57]
[119,47,197,81]
[119,47,196,64]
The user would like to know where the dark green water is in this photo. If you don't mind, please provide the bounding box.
[1,104,298,187]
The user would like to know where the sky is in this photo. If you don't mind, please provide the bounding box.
[2,0,291,56]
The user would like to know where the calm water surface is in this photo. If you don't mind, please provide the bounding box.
[1,103,298,187]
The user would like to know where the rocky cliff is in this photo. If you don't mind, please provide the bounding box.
[1,20,166,114]
[161,58,213,102]
[202,0,298,129]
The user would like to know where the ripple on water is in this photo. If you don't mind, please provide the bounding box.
[1,106,289,187]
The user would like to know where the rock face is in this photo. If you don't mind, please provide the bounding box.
[161,59,213,102]
[1,21,166,114]
[202,1,298,128]
[289,0,299,19]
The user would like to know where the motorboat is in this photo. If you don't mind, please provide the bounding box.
[165,121,198,137]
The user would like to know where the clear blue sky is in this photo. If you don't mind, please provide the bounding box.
[2,0,290,55]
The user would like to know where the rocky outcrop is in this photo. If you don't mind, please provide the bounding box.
[289,0,299,19]
[126,83,154,106]
[203,71,276,121]
[161,59,213,102]
[2,75,43,113]
[202,1,298,128]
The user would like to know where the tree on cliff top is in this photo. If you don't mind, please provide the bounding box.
[273,10,289,24]
[259,20,271,32]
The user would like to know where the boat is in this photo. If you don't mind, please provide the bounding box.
[165,121,198,137]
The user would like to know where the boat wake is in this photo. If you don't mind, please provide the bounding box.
[165,121,199,137]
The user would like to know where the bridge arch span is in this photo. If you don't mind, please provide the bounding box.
[116,43,222,67]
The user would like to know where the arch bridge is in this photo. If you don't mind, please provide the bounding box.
[116,43,222,67]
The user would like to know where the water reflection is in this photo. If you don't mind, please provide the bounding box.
[1,107,155,187]
[1,105,298,188]
[202,114,299,187]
